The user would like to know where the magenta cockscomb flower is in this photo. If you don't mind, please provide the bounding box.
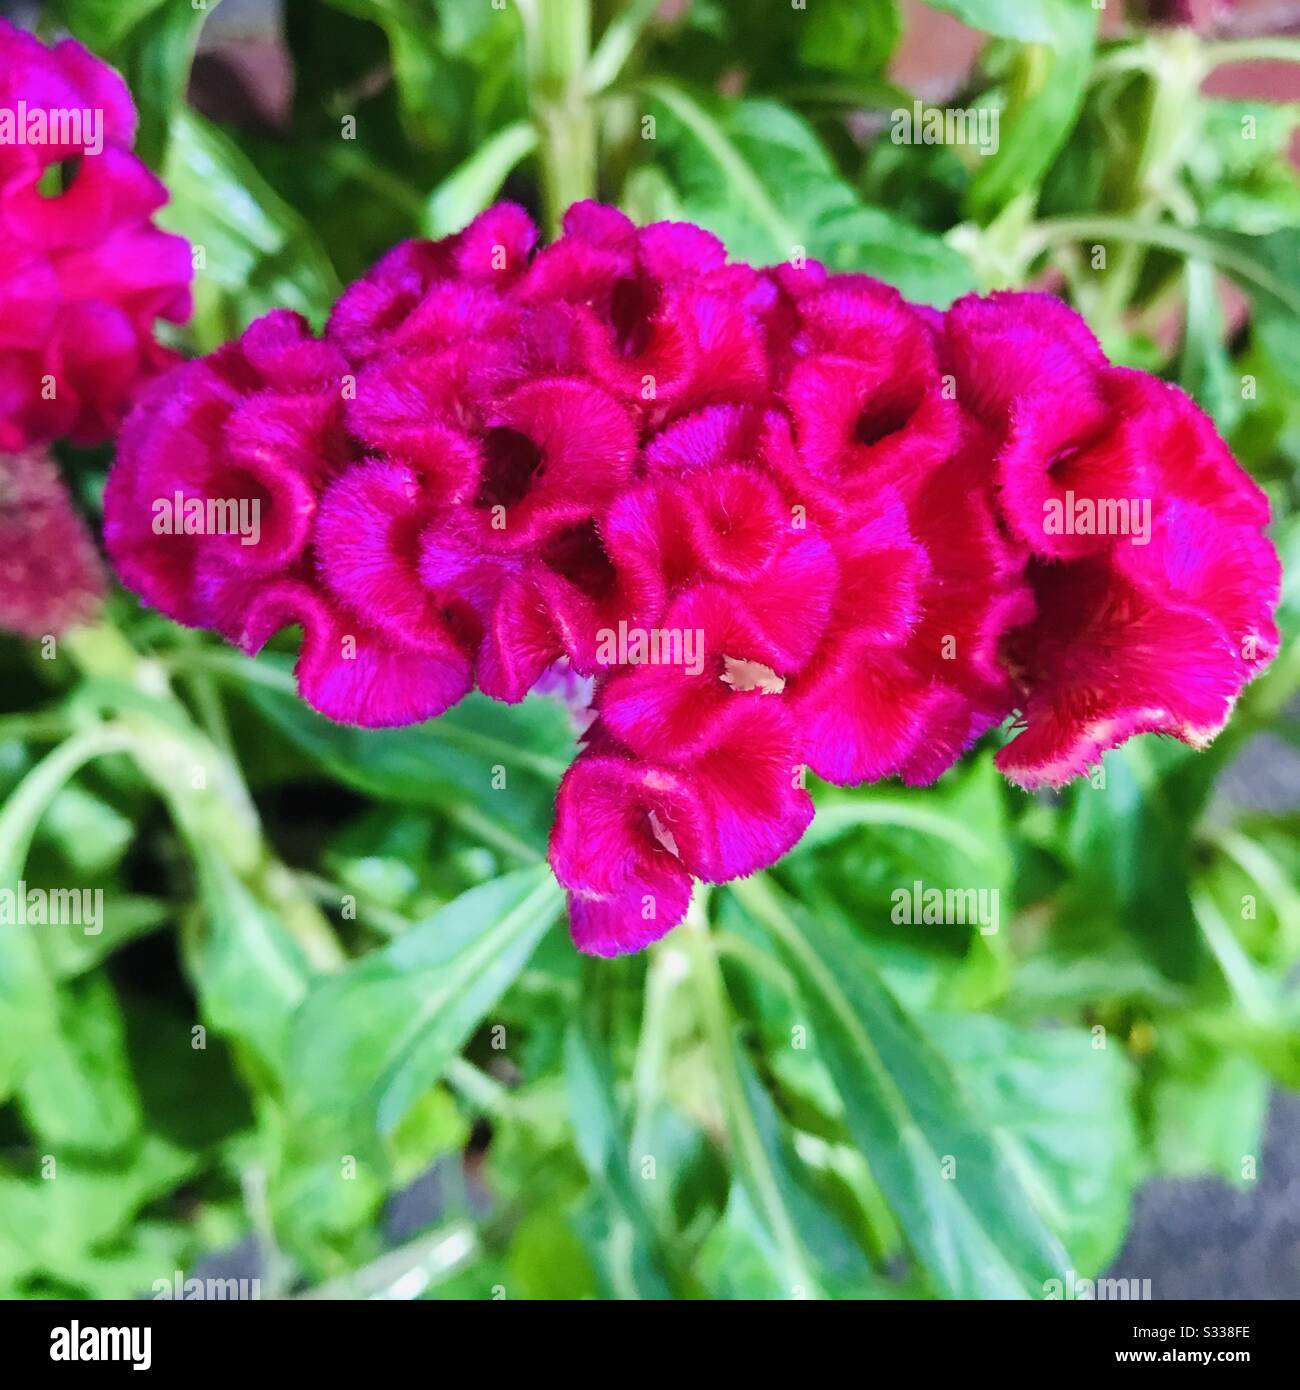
[102,203,1281,954]
[773,276,1032,787]
[943,292,1279,789]
[103,309,475,727]
[0,20,192,450]
[0,21,191,639]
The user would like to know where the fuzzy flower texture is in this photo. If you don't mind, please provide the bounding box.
[103,202,1281,955]
[0,20,191,636]
[0,19,191,449]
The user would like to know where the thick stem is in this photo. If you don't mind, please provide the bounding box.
[521,0,597,237]
[60,616,345,970]
[629,938,687,1167]
[679,890,822,1298]
[1094,30,1204,333]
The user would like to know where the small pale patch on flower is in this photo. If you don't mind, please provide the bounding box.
[721,655,785,694]
[648,809,681,858]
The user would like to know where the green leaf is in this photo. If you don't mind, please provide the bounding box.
[680,909,874,1298]
[564,1014,677,1298]
[587,0,664,94]
[50,0,222,168]
[798,0,901,77]
[119,0,223,168]
[319,0,521,152]
[15,974,143,1154]
[0,726,135,887]
[1188,101,1300,236]
[48,0,168,52]
[36,784,132,877]
[732,876,1071,1299]
[0,725,135,1097]
[924,1012,1141,1274]
[794,791,998,871]
[184,846,314,1079]
[1057,741,1205,984]
[694,1048,877,1299]
[244,675,573,860]
[641,87,974,306]
[1214,227,1300,394]
[284,866,562,1162]
[1146,1035,1268,1185]
[782,763,1014,1010]
[423,120,538,236]
[923,0,1059,42]
[0,1137,197,1295]
[159,109,342,340]
[37,894,169,982]
[506,1208,600,1299]
[387,1084,469,1184]
[967,0,1097,222]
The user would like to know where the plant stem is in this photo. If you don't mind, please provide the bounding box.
[629,938,687,1166]
[1093,30,1203,333]
[0,722,135,877]
[444,1056,515,1118]
[520,0,597,236]
[298,1221,480,1300]
[60,616,345,969]
[1032,216,1300,317]
[679,890,821,1298]
[586,0,661,95]
[1202,37,1300,69]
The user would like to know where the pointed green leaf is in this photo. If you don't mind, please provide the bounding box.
[732,876,1070,1299]
[285,866,562,1160]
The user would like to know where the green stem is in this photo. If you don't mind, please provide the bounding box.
[1093,31,1203,331]
[444,1056,514,1118]
[0,723,135,877]
[585,0,661,95]
[60,618,148,684]
[629,939,685,1166]
[185,667,234,761]
[520,0,597,236]
[679,890,821,1298]
[1202,38,1300,70]
[1033,216,1300,318]
[298,1221,479,1300]
[60,617,344,969]
[1191,887,1274,1024]
[297,870,414,939]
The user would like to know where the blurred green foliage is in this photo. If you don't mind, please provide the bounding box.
[2,0,1298,1299]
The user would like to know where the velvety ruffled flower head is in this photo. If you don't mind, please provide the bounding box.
[943,291,1279,789]
[103,203,1281,955]
[0,19,192,449]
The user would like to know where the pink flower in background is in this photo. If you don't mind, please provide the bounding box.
[0,20,191,638]
[0,446,103,636]
[0,20,192,450]
[102,203,1280,954]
